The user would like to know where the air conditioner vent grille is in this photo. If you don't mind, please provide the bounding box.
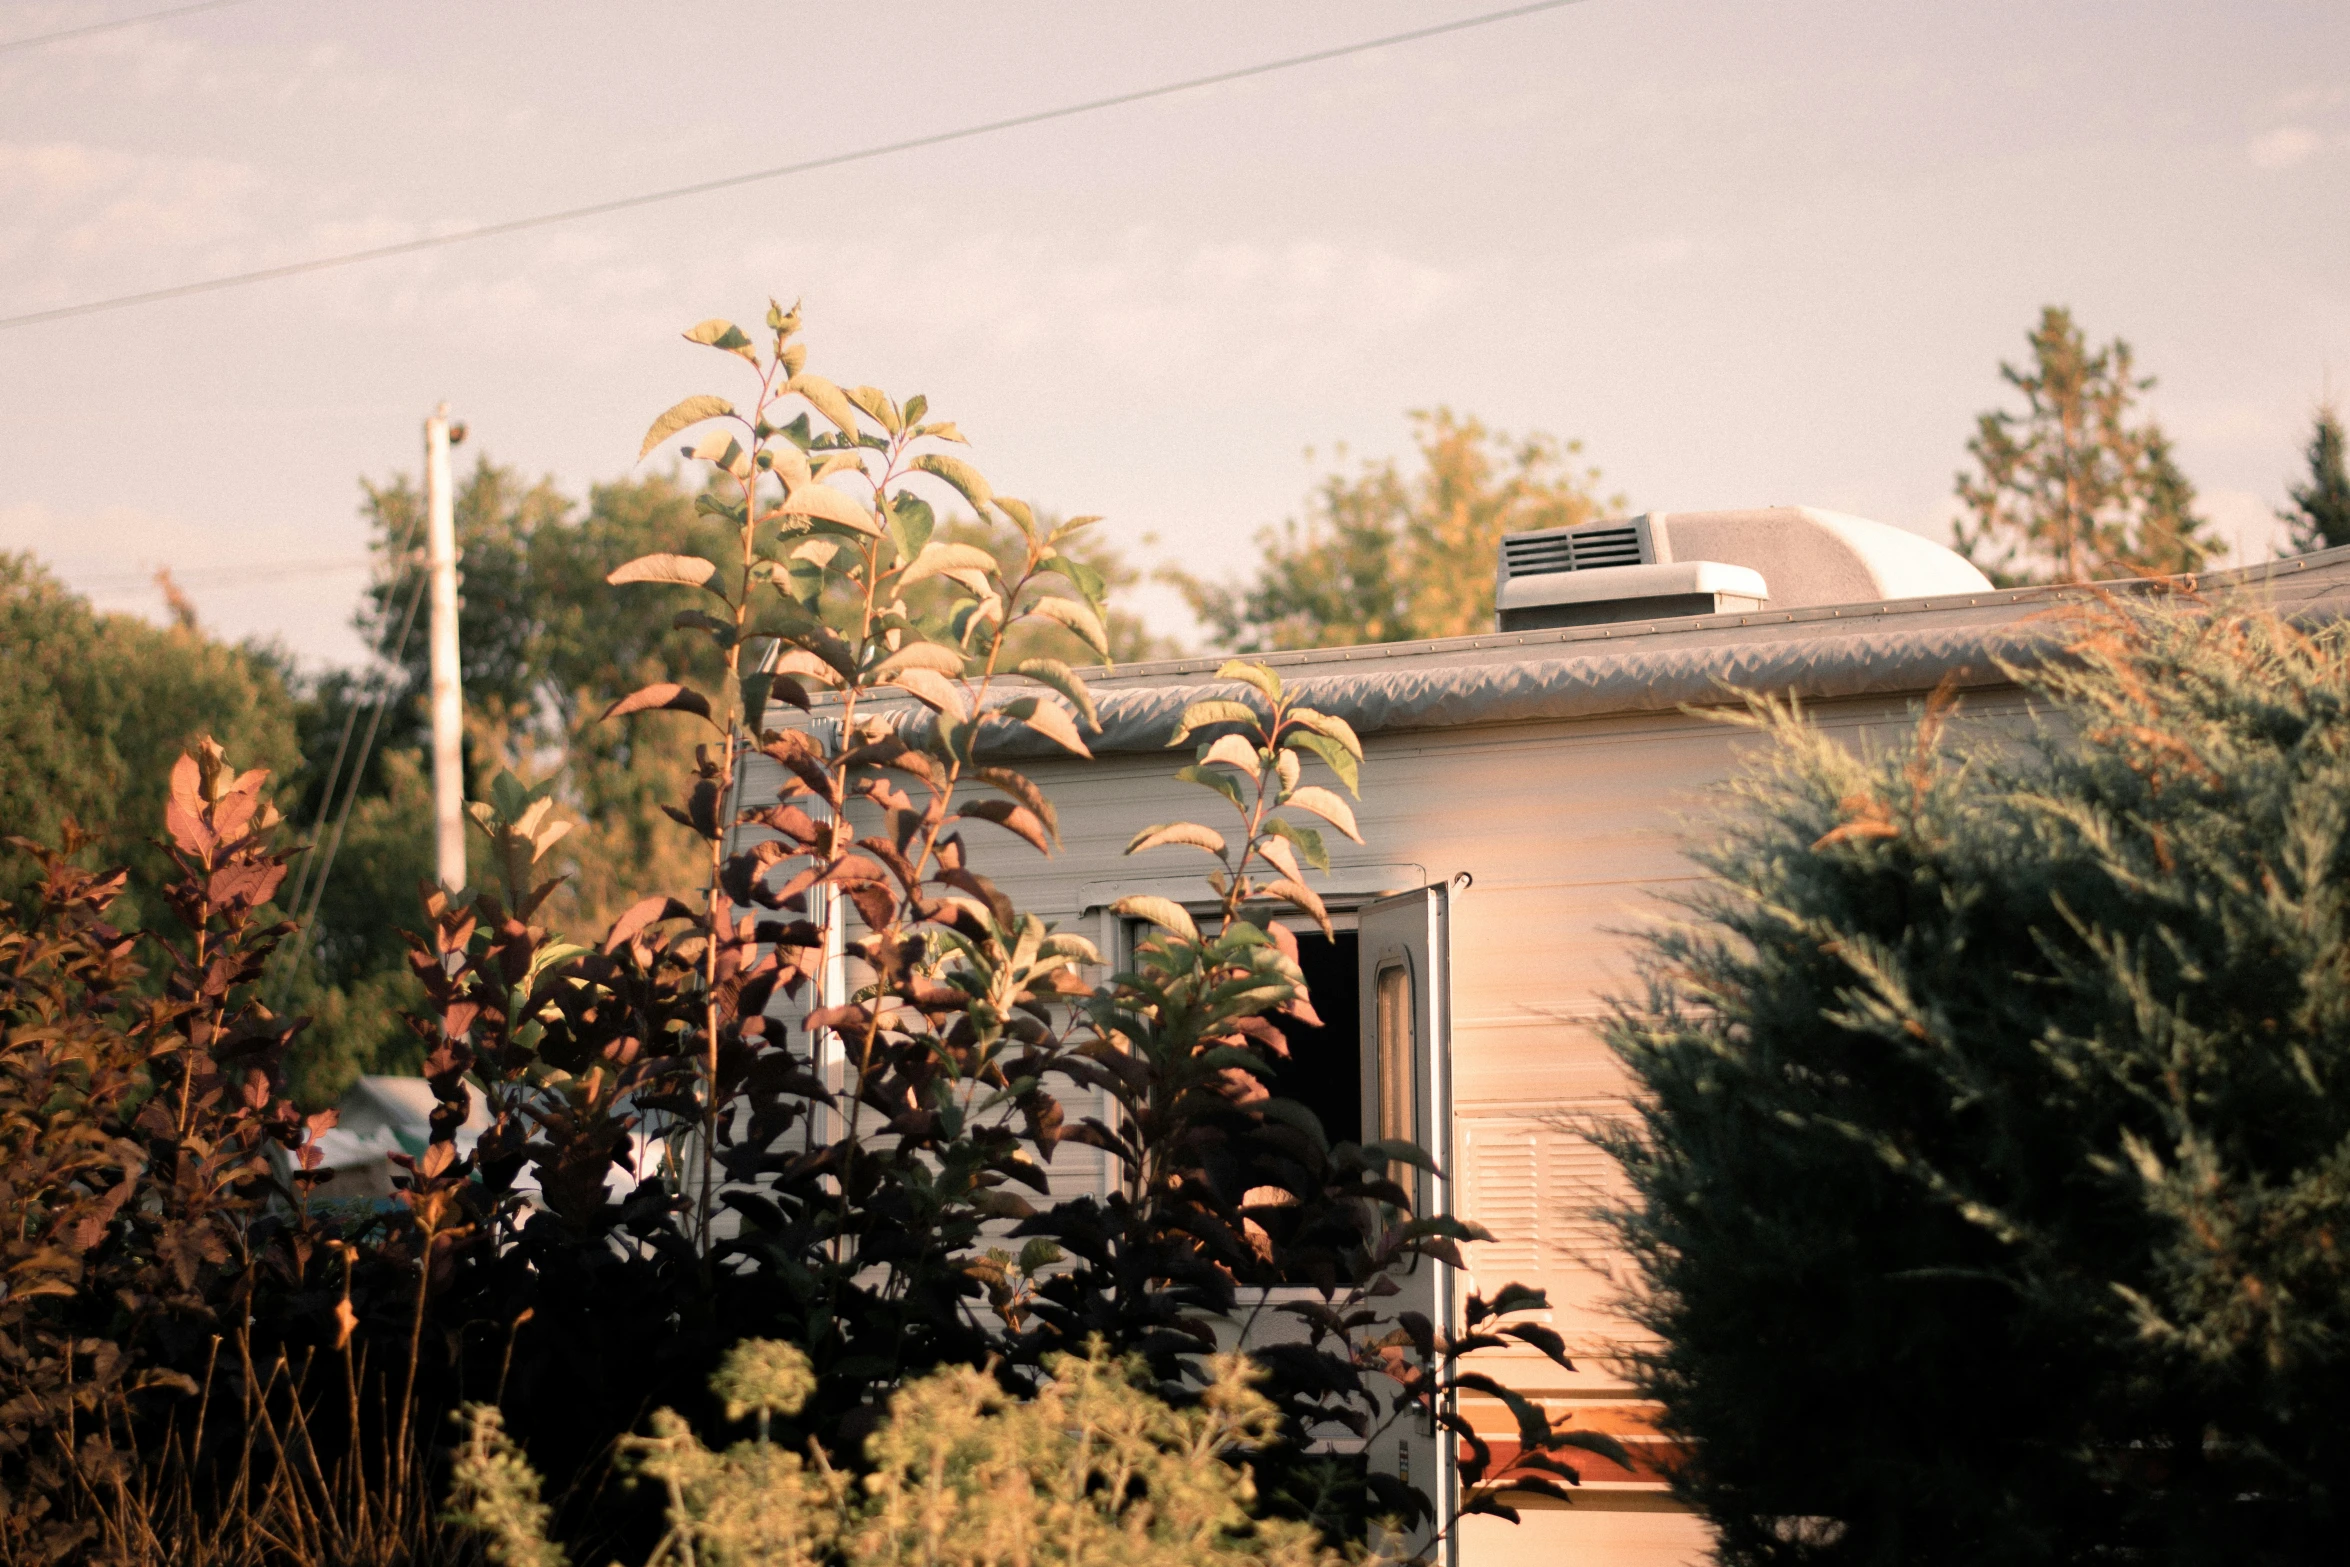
[1501,523,1645,578]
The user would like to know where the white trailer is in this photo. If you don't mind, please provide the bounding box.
[750,510,2350,1566]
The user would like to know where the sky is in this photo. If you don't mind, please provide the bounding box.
[2,0,2346,667]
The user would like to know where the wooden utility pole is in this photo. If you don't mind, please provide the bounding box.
[424,404,466,893]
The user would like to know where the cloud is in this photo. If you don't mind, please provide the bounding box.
[2249,125,2324,169]
[0,139,262,273]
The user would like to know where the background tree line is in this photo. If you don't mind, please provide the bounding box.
[3,301,2344,1106]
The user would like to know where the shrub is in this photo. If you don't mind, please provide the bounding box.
[1603,593,2350,1565]
[449,1339,1344,1567]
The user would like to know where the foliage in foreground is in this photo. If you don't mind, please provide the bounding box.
[450,1339,1348,1567]
[1603,593,2350,1565]
[2,300,1616,1565]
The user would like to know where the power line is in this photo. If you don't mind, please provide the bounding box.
[0,0,1590,333]
[0,0,253,54]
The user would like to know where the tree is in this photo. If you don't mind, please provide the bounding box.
[1953,305,2218,586]
[1174,409,1620,651]
[1603,597,2350,1565]
[2280,402,2350,555]
[0,553,302,927]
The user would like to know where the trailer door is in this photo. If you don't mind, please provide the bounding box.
[1357,881,1456,1566]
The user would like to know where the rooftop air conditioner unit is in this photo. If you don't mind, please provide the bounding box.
[1493,508,1995,632]
[1494,516,1768,631]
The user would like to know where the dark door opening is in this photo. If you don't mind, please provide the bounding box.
[1273,929,1361,1147]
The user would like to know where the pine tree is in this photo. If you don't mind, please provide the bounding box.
[1953,306,2218,585]
[1604,597,2350,1565]
[2280,403,2350,554]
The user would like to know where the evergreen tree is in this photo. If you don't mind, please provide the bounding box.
[2280,402,2350,554]
[1954,306,2217,585]
[1603,598,2350,1565]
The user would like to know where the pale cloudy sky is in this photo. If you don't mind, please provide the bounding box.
[2,0,2345,665]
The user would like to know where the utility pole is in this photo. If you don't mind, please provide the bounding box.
[424,404,467,893]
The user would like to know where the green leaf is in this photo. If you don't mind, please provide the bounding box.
[1046,514,1102,545]
[1287,706,1363,759]
[788,372,863,437]
[683,318,755,358]
[1168,699,1260,746]
[765,297,800,334]
[1285,730,1360,797]
[637,394,735,461]
[888,491,936,560]
[994,496,1037,539]
[902,392,929,426]
[1218,659,1283,703]
[1014,659,1099,729]
[1174,763,1247,812]
[1041,552,1106,604]
[1260,815,1330,871]
[911,452,994,516]
[1025,596,1109,660]
[845,384,901,434]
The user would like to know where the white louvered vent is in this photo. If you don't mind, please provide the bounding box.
[1462,1122,1543,1278]
[1498,523,1647,579]
[1459,1112,1636,1310]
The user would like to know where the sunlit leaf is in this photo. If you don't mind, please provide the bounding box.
[901,540,1001,586]
[1263,876,1331,937]
[1026,596,1109,659]
[683,317,755,358]
[886,667,967,722]
[875,642,966,679]
[1287,706,1363,759]
[1199,733,1261,778]
[1282,785,1363,844]
[1009,697,1090,757]
[1219,659,1283,703]
[1285,730,1360,797]
[780,483,881,536]
[637,394,734,460]
[1112,895,1198,943]
[911,452,993,515]
[601,682,716,727]
[788,372,863,436]
[845,384,901,434]
[1168,699,1259,746]
[958,799,1051,854]
[994,496,1037,539]
[1014,658,1099,729]
[1126,821,1228,857]
[607,552,718,590]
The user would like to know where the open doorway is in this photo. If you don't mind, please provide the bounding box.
[1273,928,1361,1148]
